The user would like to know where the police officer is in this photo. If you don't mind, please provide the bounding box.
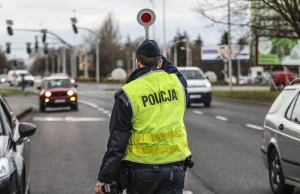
[95,40,192,194]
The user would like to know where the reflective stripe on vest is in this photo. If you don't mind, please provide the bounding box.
[122,70,191,164]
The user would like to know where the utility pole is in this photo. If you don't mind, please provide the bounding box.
[163,0,167,56]
[62,46,66,74]
[132,51,136,72]
[186,41,189,66]
[150,0,156,40]
[228,0,233,95]
[45,54,49,76]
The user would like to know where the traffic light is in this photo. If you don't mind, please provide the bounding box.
[42,33,47,43]
[35,40,39,52]
[26,43,32,54]
[72,24,78,34]
[6,43,11,54]
[44,43,49,54]
[7,26,13,36]
[13,60,18,68]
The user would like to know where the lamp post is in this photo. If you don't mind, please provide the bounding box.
[71,17,101,83]
[162,0,167,56]
[150,0,156,40]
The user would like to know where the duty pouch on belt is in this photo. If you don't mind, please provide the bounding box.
[115,161,128,189]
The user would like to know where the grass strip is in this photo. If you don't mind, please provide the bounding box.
[213,90,280,103]
[0,88,37,96]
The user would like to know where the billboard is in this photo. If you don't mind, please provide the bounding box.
[79,55,95,70]
[202,45,250,60]
[257,36,300,66]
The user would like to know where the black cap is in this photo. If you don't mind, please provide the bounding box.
[136,39,161,57]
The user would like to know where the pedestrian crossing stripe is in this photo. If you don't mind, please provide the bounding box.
[33,116,108,122]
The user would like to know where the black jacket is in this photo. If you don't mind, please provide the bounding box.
[97,56,188,183]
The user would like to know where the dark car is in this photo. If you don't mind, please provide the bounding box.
[37,76,78,112]
[0,96,36,194]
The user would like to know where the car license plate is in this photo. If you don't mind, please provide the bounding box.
[54,99,66,103]
[189,94,201,99]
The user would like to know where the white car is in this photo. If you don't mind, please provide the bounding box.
[7,70,35,86]
[261,78,300,194]
[177,66,212,107]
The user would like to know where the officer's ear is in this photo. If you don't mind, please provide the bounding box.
[157,59,163,69]
[136,59,141,69]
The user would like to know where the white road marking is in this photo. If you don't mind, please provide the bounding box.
[98,107,105,111]
[102,110,110,114]
[78,100,99,109]
[246,124,264,131]
[215,116,228,121]
[33,116,108,122]
[183,191,193,194]
[193,110,203,115]
[33,117,65,121]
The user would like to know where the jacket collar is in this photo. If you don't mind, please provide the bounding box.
[126,67,160,84]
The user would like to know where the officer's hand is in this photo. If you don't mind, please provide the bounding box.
[94,181,105,194]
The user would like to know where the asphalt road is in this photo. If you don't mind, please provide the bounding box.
[16,83,300,194]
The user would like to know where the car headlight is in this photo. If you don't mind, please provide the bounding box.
[67,90,74,96]
[31,77,35,81]
[206,82,212,88]
[45,91,52,97]
[0,158,10,181]
[71,79,75,84]
[1,78,5,82]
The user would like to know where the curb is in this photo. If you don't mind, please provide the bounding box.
[16,107,33,120]
[213,97,272,106]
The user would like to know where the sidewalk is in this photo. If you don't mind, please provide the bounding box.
[4,96,37,119]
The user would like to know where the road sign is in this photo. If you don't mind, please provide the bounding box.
[137,9,156,39]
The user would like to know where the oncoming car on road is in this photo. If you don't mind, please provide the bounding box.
[0,96,36,194]
[37,76,78,112]
[261,78,300,194]
[177,66,212,107]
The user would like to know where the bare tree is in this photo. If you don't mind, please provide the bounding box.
[86,13,122,78]
[194,0,300,37]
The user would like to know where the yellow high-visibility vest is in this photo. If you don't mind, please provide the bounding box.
[122,70,191,164]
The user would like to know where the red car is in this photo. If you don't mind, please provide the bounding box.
[37,76,78,112]
[271,71,296,90]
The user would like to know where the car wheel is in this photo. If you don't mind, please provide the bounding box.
[71,103,78,111]
[269,149,294,194]
[39,104,45,112]
[204,101,211,107]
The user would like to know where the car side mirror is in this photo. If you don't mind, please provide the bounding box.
[37,86,41,90]
[19,122,36,138]
[206,76,210,80]
[74,84,78,88]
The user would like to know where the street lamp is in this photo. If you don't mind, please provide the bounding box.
[162,0,166,56]
[71,17,101,83]
[150,0,155,40]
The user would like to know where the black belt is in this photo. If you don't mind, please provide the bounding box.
[126,161,184,169]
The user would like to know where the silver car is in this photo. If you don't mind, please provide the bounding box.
[261,78,300,194]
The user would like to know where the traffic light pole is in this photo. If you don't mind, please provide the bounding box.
[77,27,101,83]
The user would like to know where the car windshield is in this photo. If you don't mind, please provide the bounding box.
[179,69,205,80]
[43,79,72,89]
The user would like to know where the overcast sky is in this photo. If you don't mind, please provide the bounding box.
[0,0,224,59]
